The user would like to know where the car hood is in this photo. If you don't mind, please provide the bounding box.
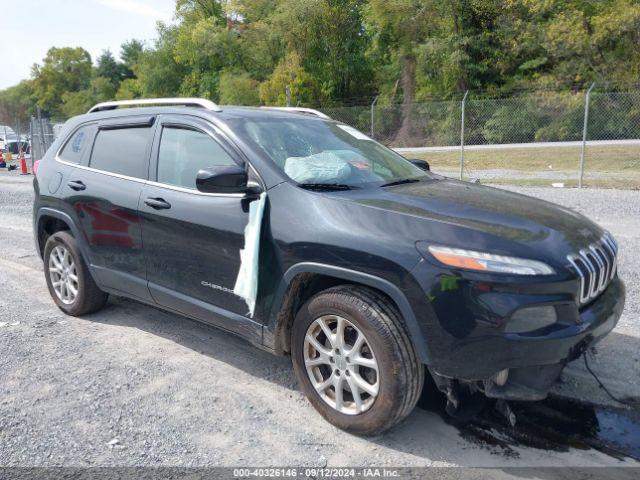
[341,178,604,256]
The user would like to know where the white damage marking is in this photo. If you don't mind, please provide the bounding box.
[233,192,267,318]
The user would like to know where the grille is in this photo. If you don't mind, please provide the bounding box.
[567,232,618,305]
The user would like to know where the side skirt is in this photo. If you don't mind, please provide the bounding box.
[147,282,265,348]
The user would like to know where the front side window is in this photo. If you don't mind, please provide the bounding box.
[228,117,429,188]
[89,127,151,179]
[59,124,96,164]
[157,127,237,190]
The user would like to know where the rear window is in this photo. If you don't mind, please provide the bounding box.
[59,124,96,164]
[89,127,151,179]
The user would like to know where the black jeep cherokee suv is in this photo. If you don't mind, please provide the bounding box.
[33,98,625,435]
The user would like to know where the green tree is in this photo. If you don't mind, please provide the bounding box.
[60,77,117,117]
[135,25,188,97]
[366,0,440,145]
[120,39,145,71]
[590,0,640,84]
[228,0,278,22]
[2,0,640,140]
[219,70,261,105]
[174,18,242,98]
[96,50,129,88]
[259,51,322,105]
[176,0,226,23]
[235,19,284,81]
[0,80,35,127]
[31,47,93,117]
[496,0,640,88]
[115,78,143,100]
[171,0,248,99]
[275,0,374,103]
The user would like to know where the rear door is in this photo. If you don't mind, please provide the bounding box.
[68,115,156,302]
[139,115,258,334]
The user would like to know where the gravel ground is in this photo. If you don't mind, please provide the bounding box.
[436,167,640,183]
[0,172,638,468]
[434,165,640,186]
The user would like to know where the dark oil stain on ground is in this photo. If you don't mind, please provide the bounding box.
[417,378,640,461]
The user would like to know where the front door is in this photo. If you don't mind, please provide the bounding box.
[139,115,259,336]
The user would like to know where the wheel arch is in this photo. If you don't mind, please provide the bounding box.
[265,262,430,364]
[35,208,90,265]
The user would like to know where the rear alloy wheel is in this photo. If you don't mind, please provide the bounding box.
[44,231,108,316]
[292,285,424,435]
[48,245,79,305]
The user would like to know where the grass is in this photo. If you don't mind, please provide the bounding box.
[406,145,640,189]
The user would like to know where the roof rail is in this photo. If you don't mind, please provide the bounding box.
[88,98,222,114]
[259,107,331,119]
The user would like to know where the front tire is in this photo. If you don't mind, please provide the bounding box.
[291,285,424,435]
[44,231,108,316]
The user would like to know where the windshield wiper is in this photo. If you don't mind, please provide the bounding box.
[380,178,421,188]
[299,183,357,191]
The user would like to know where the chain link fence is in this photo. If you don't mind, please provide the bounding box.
[324,86,640,189]
[5,87,639,189]
[29,116,59,162]
[0,114,60,170]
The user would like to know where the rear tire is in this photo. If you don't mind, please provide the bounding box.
[44,231,108,316]
[291,285,424,435]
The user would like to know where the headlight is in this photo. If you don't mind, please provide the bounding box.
[426,245,555,275]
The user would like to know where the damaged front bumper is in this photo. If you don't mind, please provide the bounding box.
[426,277,625,402]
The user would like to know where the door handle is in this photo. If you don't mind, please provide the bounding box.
[144,198,172,210]
[68,180,86,191]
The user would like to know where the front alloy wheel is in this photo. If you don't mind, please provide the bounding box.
[292,286,424,436]
[304,315,379,415]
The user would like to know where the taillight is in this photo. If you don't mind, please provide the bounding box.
[33,160,40,175]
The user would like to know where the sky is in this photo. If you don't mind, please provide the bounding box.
[0,0,176,89]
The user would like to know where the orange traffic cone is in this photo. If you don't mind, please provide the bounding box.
[19,150,30,175]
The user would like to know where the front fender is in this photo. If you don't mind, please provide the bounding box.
[264,262,431,364]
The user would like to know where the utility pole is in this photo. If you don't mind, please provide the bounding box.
[578,83,595,188]
[285,85,292,107]
[460,90,469,181]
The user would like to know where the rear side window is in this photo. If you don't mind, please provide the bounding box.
[59,124,96,164]
[89,127,151,179]
[157,127,237,190]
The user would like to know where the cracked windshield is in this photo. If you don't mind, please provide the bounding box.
[232,117,428,188]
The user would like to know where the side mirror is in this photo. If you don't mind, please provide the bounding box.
[408,159,430,171]
[196,165,262,195]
